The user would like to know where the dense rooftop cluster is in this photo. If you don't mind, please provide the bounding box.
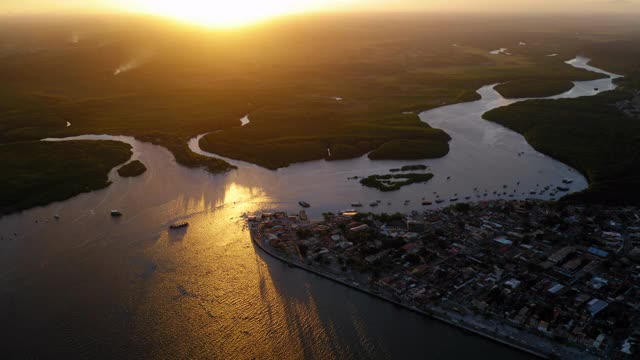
[250,200,640,359]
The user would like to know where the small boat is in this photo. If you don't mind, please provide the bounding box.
[351,202,363,207]
[298,201,311,208]
[54,215,60,220]
[422,201,432,206]
[435,199,445,204]
[369,202,379,207]
[450,197,459,202]
[110,210,122,217]
[170,222,189,230]
[556,186,570,192]
[562,178,574,184]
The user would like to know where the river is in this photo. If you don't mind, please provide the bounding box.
[0,57,618,358]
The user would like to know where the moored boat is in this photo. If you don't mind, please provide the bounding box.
[170,222,189,229]
[298,201,311,208]
[110,210,122,217]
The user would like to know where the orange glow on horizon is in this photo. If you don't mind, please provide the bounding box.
[118,0,351,28]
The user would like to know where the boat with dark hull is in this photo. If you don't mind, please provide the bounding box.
[170,222,189,230]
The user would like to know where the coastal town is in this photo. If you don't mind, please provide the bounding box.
[249,200,640,359]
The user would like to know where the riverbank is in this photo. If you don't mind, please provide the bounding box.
[483,70,640,205]
[247,201,640,359]
[249,217,590,360]
[0,140,133,216]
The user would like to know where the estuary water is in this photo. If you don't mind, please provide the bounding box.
[0,57,618,358]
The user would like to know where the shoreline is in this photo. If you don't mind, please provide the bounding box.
[249,223,561,360]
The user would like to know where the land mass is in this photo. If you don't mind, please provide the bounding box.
[1,14,639,214]
[117,160,147,177]
[0,140,132,215]
[495,79,576,99]
[250,200,640,359]
[360,173,435,192]
[483,79,640,205]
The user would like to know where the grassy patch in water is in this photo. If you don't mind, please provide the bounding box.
[390,165,429,172]
[360,173,434,192]
[117,160,147,178]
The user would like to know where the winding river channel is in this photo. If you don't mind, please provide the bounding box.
[0,57,619,358]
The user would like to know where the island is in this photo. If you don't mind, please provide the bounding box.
[117,160,147,177]
[390,164,429,172]
[249,200,640,359]
[359,173,434,191]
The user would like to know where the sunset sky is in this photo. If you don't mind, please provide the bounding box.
[3,0,638,12]
[1,0,638,27]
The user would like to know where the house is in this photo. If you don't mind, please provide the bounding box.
[407,220,425,232]
[587,298,609,317]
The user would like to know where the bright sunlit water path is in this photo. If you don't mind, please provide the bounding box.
[0,56,618,358]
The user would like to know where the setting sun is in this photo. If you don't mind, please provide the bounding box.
[124,0,344,27]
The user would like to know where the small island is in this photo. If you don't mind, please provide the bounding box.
[390,164,429,172]
[359,173,434,191]
[117,160,147,178]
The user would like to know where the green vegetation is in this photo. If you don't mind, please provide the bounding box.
[368,139,450,160]
[0,14,639,211]
[495,79,575,99]
[360,173,434,192]
[0,141,132,215]
[483,86,640,204]
[390,164,428,172]
[117,160,147,177]
[136,134,236,173]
